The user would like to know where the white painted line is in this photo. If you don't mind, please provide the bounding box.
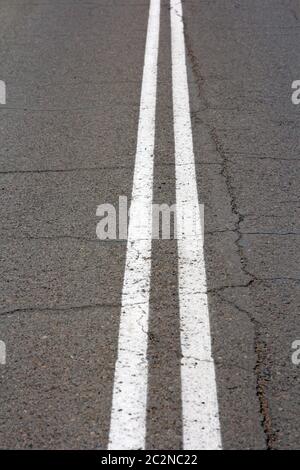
[108,0,160,450]
[170,0,222,450]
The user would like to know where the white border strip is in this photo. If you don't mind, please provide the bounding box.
[108,0,161,450]
[170,0,222,450]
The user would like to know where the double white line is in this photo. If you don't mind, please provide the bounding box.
[108,0,222,450]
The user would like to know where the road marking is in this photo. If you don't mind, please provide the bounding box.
[108,0,160,450]
[170,0,222,450]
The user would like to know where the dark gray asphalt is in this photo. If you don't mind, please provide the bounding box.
[0,0,300,450]
[184,0,300,449]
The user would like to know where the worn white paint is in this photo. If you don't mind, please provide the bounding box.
[170,0,222,450]
[108,0,161,450]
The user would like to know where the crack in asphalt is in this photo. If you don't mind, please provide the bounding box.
[0,104,139,112]
[208,134,275,448]
[214,292,277,449]
[226,154,300,163]
[207,230,300,237]
[0,235,127,244]
[208,277,300,295]
[0,302,122,317]
[183,23,279,449]
[0,165,134,174]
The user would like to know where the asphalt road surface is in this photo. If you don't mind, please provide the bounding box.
[0,0,300,451]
